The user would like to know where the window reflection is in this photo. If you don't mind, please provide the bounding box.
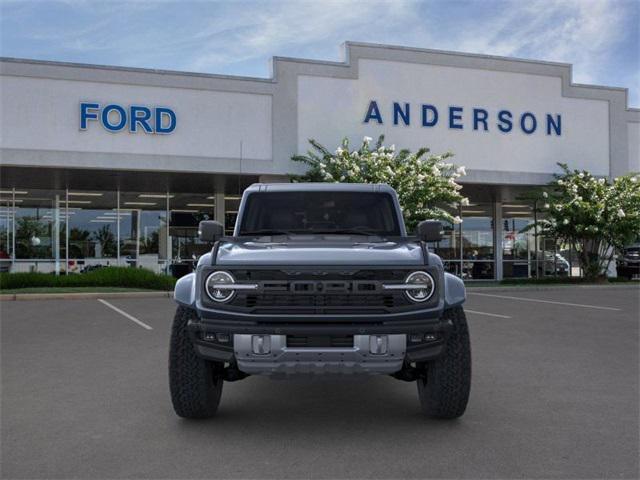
[502,203,535,278]
[14,190,62,267]
[461,204,494,279]
[66,190,118,272]
[169,192,216,277]
[119,192,169,272]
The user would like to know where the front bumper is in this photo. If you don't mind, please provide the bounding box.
[188,314,452,374]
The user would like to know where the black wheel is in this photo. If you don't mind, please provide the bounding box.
[417,306,471,419]
[169,306,224,419]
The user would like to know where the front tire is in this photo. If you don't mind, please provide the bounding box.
[169,306,224,419]
[417,306,471,419]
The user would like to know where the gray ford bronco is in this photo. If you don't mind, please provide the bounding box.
[170,183,471,419]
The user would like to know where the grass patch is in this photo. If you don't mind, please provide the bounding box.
[0,267,176,291]
[0,286,164,294]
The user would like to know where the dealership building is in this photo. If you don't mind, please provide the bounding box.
[1,42,638,279]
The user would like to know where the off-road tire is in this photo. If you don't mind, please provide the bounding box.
[169,306,224,419]
[417,306,471,419]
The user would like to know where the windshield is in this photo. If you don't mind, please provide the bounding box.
[238,191,402,236]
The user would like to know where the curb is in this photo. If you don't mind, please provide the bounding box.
[0,291,174,301]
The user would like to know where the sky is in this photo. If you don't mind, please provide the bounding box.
[1,0,639,106]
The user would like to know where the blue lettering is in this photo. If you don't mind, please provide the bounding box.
[364,100,383,124]
[449,106,463,129]
[393,102,410,126]
[130,105,153,133]
[546,114,561,136]
[497,110,513,132]
[473,108,488,131]
[80,102,99,130]
[520,112,537,134]
[101,104,127,132]
[155,107,176,134]
[421,104,438,127]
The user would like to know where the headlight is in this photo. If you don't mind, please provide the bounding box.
[205,271,236,303]
[404,271,435,303]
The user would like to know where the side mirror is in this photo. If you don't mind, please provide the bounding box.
[198,220,224,243]
[417,220,444,242]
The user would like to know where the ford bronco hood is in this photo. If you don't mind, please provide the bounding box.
[215,236,425,266]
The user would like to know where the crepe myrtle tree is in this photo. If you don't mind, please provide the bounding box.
[290,135,469,231]
[533,163,640,280]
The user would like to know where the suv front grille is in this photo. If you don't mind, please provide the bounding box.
[213,268,428,314]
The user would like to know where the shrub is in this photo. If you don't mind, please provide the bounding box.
[531,164,640,281]
[0,267,176,290]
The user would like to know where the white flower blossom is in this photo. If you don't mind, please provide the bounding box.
[542,191,548,198]
[544,203,550,209]
[452,216,463,224]
[618,208,625,218]
[335,147,343,155]
[389,144,395,152]
[460,197,470,206]
[563,219,569,225]
[578,172,584,178]
[557,179,564,185]
[456,166,467,176]
[363,136,372,143]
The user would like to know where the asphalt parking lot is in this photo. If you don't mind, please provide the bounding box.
[1,286,638,479]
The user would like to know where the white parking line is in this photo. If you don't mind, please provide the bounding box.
[97,299,153,330]
[468,292,621,311]
[465,309,512,319]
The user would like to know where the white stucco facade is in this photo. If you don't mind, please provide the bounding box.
[1,41,638,182]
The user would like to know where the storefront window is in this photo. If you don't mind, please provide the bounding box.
[0,191,16,272]
[461,204,494,279]
[502,203,536,278]
[169,192,216,276]
[66,190,118,273]
[224,195,241,235]
[13,189,66,272]
[120,192,169,273]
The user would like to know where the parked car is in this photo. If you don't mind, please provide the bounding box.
[537,252,570,276]
[617,243,640,280]
[169,183,471,419]
[0,249,10,273]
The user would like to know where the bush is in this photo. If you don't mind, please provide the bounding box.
[0,267,176,291]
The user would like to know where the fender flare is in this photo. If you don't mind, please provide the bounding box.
[443,271,466,309]
[174,272,197,307]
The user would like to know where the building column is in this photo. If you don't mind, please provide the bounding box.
[54,194,60,275]
[215,193,225,229]
[494,200,503,281]
[214,176,226,229]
